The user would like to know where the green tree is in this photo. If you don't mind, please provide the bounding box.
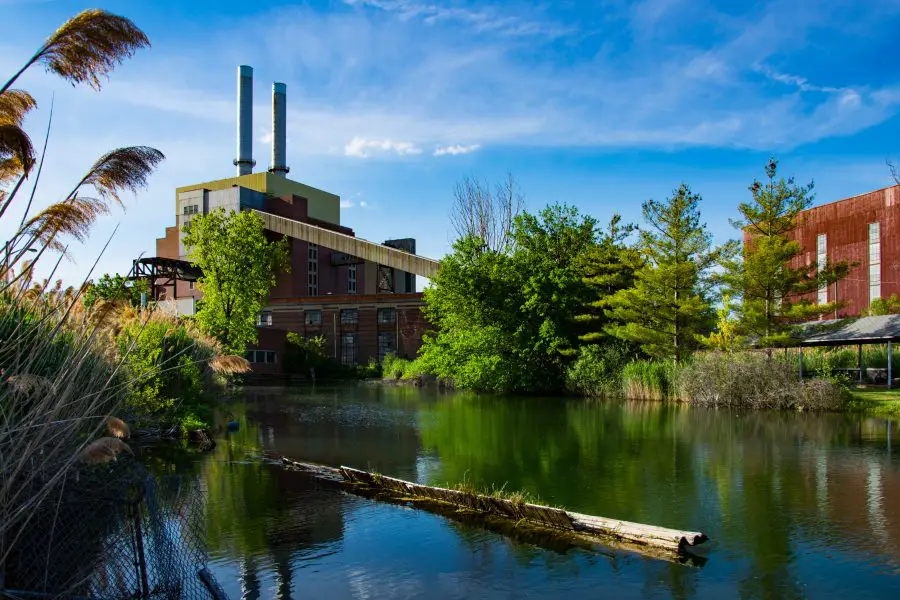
[575,213,640,345]
[83,272,148,308]
[606,184,724,363]
[725,159,851,346]
[420,204,597,393]
[182,208,289,352]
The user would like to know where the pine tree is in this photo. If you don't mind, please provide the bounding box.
[725,159,852,346]
[606,184,722,363]
[576,213,639,345]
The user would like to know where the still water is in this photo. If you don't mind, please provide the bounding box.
[167,385,899,599]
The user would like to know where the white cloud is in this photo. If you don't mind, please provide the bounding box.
[342,0,571,38]
[343,137,422,158]
[340,199,355,208]
[359,200,369,208]
[433,144,481,156]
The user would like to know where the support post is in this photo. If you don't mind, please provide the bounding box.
[799,346,804,382]
[888,340,893,389]
[859,344,863,384]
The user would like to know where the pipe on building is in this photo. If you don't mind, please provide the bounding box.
[270,82,289,177]
[234,65,256,176]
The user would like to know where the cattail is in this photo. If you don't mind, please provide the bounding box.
[105,415,130,440]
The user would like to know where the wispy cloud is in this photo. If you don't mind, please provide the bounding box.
[342,0,570,38]
[755,64,849,94]
[434,144,480,156]
[344,137,422,158]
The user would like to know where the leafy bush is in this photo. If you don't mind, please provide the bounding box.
[83,273,148,309]
[864,294,900,316]
[676,351,847,410]
[117,312,218,429]
[283,333,328,375]
[565,343,631,396]
[621,359,677,400]
[381,353,430,382]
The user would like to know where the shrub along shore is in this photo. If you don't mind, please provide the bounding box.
[379,344,900,414]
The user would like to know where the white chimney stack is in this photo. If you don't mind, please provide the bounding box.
[270,82,289,177]
[234,65,255,176]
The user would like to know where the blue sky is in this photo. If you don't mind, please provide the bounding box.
[4,0,900,288]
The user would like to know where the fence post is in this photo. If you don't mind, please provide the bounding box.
[133,502,149,598]
[858,344,863,384]
[889,340,893,390]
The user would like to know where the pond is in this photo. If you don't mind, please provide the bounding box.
[163,384,900,599]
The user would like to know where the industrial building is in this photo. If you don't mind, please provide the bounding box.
[785,184,900,316]
[143,65,438,373]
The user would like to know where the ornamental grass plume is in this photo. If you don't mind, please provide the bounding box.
[1,9,150,95]
[210,354,252,375]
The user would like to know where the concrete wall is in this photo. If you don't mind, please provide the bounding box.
[784,185,900,316]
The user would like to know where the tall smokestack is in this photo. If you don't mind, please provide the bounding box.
[234,65,255,176]
[270,82,289,177]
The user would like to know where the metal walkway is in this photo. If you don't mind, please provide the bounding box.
[252,209,440,278]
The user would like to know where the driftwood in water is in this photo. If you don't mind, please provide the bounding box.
[276,456,708,561]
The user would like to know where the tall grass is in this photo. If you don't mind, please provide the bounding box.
[0,9,207,591]
[676,351,846,411]
[381,353,429,382]
[621,359,677,400]
[799,344,900,373]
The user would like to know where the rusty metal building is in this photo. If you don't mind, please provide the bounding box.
[786,184,900,317]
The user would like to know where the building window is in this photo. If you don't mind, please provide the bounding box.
[341,308,358,324]
[256,312,273,327]
[348,264,357,294]
[183,204,199,215]
[869,222,881,302]
[188,280,195,290]
[305,309,322,326]
[244,350,277,364]
[308,243,318,296]
[405,272,415,293]
[816,234,827,305]
[378,332,397,362]
[378,307,396,324]
[341,333,358,366]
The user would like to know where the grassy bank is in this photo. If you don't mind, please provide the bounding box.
[847,388,900,416]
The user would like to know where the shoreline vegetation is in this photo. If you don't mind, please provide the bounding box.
[373,166,900,416]
[0,10,251,593]
[379,348,900,414]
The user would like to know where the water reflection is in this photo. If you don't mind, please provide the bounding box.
[165,385,899,599]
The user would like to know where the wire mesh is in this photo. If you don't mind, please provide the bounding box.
[1,458,226,600]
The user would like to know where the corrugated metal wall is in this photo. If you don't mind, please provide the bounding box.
[787,185,900,316]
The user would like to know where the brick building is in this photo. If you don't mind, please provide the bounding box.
[783,184,900,317]
[145,66,438,374]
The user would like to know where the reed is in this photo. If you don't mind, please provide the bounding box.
[621,359,677,400]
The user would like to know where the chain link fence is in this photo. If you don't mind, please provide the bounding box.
[1,458,226,600]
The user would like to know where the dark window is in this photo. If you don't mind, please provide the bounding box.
[256,313,272,326]
[341,309,358,324]
[305,310,322,325]
[378,308,396,324]
[378,332,397,362]
[405,273,415,293]
[244,350,276,364]
[341,333,358,366]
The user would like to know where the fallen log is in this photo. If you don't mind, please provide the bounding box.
[274,455,709,563]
